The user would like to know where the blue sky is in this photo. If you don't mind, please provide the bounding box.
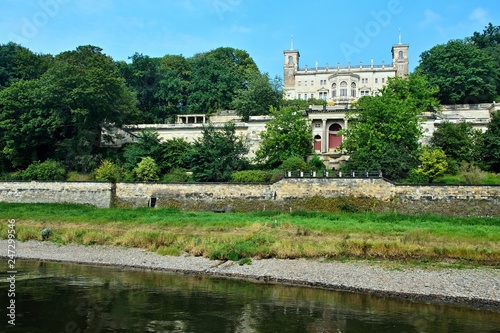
[1,0,499,78]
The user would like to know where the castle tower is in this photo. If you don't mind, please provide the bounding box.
[391,32,409,77]
[284,40,300,89]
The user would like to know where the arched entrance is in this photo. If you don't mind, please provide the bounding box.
[328,124,342,150]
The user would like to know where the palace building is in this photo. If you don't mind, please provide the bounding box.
[281,39,409,166]
[283,41,409,102]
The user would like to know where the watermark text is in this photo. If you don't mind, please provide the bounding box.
[6,219,17,327]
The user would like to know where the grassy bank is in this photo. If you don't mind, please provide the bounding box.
[0,203,498,267]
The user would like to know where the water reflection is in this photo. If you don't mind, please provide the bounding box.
[0,261,498,333]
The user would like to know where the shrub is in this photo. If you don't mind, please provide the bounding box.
[415,148,448,182]
[407,169,429,184]
[0,172,22,180]
[134,157,160,182]
[66,172,92,182]
[308,155,326,170]
[281,156,308,171]
[459,162,484,184]
[94,160,123,182]
[21,160,66,181]
[481,172,500,184]
[162,168,190,183]
[269,169,284,183]
[231,170,271,183]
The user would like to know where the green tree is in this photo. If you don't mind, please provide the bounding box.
[430,121,482,165]
[94,160,123,182]
[117,53,189,123]
[203,47,259,81]
[0,42,51,90]
[416,39,499,104]
[0,79,56,168]
[415,148,448,182]
[469,23,500,98]
[187,122,249,182]
[187,55,241,113]
[255,106,312,168]
[232,72,282,121]
[159,138,192,173]
[280,98,326,109]
[280,156,308,171]
[482,111,500,172]
[134,156,160,181]
[21,160,67,181]
[123,130,163,172]
[187,47,260,114]
[117,53,164,123]
[0,45,139,172]
[342,74,440,181]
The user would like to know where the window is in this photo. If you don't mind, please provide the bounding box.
[311,80,314,86]
[319,91,327,100]
[351,82,357,97]
[361,90,370,96]
[288,55,293,64]
[340,81,347,97]
[298,81,301,86]
[398,51,404,60]
[310,93,314,99]
[332,83,337,97]
[315,123,321,128]
[298,94,301,100]
[375,78,378,83]
[305,81,307,86]
[382,78,385,83]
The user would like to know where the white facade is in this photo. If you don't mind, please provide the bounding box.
[283,43,409,104]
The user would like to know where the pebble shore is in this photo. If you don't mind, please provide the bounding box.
[2,240,499,310]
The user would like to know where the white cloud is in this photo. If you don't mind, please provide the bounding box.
[469,7,488,25]
[418,9,442,28]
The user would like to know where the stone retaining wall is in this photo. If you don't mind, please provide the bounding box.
[115,182,273,208]
[0,181,113,208]
[1,179,499,216]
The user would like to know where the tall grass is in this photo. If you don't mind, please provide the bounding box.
[0,203,498,266]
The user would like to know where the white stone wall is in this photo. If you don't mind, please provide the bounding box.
[0,181,113,208]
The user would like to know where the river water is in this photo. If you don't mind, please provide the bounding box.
[1,260,499,333]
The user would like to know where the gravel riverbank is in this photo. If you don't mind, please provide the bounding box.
[2,240,499,310]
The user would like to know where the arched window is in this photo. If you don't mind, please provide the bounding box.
[314,135,322,151]
[340,81,347,97]
[351,82,357,97]
[398,51,404,60]
[332,83,337,98]
[288,56,293,65]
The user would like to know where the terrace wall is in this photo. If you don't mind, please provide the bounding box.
[1,179,499,216]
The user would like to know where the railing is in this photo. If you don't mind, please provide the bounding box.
[298,64,393,72]
[284,170,383,178]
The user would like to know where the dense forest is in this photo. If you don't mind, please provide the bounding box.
[0,24,499,183]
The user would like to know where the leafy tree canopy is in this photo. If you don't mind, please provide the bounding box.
[0,45,139,171]
[415,148,448,182]
[232,72,282,121]
[187,122,249,182]
[0,42,52,90]
[482,111,500,172]
[255,106,312,168]
[342,74,440,181]
[416,38,499,104]
[430,121,483,164]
